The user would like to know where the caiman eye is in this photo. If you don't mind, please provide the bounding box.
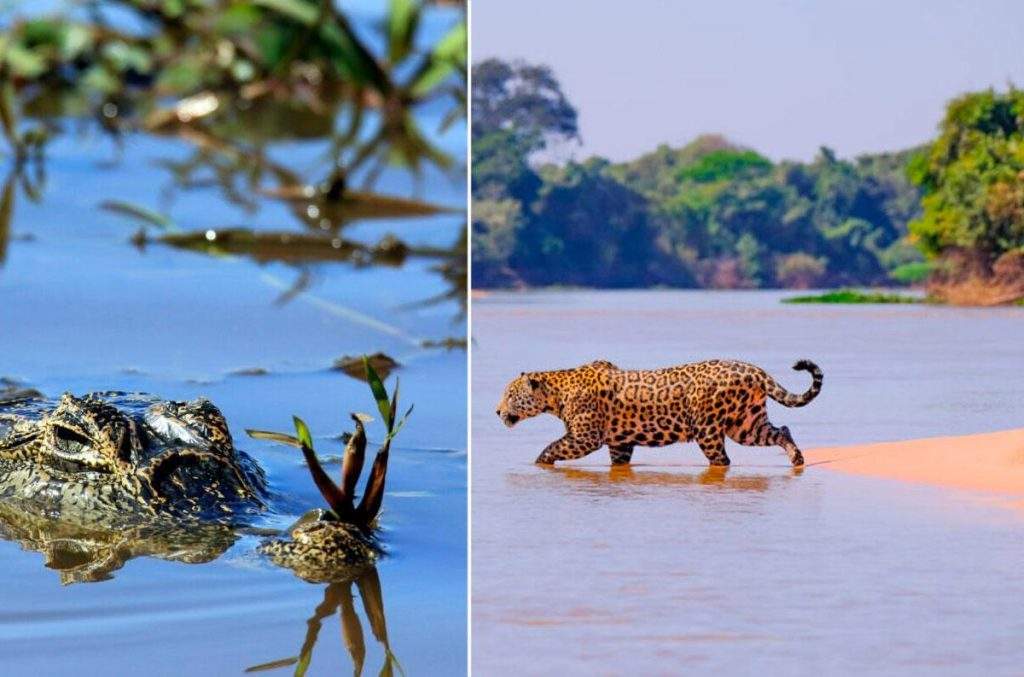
[54,426,92,450]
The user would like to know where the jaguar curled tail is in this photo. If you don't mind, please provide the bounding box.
[765,360,823,408]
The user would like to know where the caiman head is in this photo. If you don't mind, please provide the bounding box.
[0,392,266,520]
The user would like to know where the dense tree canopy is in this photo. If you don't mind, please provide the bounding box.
[472,59,1024,291]
[908,88,1024,260]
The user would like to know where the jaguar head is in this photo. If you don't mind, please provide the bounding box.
[496,373,550,428]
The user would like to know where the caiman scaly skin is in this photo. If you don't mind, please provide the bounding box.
[0,392,380,583]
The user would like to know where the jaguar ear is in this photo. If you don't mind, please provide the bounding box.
[527,377,542,390]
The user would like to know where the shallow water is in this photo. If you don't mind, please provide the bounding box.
[472,290,1024,674]
[0,5,466,673]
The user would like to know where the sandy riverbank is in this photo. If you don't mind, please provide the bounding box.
[807,428,1024,503]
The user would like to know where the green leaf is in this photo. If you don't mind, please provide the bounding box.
[409,21,465,99]
[389,403,414,439]
[4,44,47,79]
[102,41,153,74]
[59,24,93,62]
[293,415,314,450]
[162,0,185,18]
[388,377,400,430]
[215,4,263,33]
[253,0,319,25]
[363,355,392,428]
[155,58,204,94]
[79,64,120,95]
[387,0,419,64]
[253,0,392,92]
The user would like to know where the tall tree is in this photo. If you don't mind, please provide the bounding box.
[909,88,1024,260]
[471,59,579,152]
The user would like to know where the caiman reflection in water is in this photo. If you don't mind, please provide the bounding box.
[0,500,238,584]
[0,391,389,584]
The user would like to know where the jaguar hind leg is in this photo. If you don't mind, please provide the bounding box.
[729,413,804,466]
[773,425,804,467]
[608,445,634,466]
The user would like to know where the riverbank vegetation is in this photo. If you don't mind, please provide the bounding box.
[471,59,1024,305]
[782,289,920,305]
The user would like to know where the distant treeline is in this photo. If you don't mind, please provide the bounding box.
[471,59,1024,297]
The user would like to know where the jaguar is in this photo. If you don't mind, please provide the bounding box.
[496,358,823,467]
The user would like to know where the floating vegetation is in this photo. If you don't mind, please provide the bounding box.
[421,337,467,350]
[261,183,454,222]
[332,352,398,381]
[157,228,413,265]
[783,289,921,304]
[229,367,270,377]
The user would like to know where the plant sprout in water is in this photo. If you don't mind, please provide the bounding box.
[249,356,412,530]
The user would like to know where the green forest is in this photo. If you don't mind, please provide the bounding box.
[471,59,1024,302]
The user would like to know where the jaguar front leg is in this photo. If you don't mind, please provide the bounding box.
[535,433,602,465]
[608,445,634,466]
[534,403,604,465]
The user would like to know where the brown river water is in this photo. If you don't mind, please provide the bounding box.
[472,290,1024,675]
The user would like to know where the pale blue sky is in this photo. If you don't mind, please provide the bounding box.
[473,0,1024,161]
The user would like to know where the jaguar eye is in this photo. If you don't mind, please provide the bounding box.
[54,426,92,450]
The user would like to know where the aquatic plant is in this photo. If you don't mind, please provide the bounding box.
[249,356,412,529]
[1,0,464,120]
